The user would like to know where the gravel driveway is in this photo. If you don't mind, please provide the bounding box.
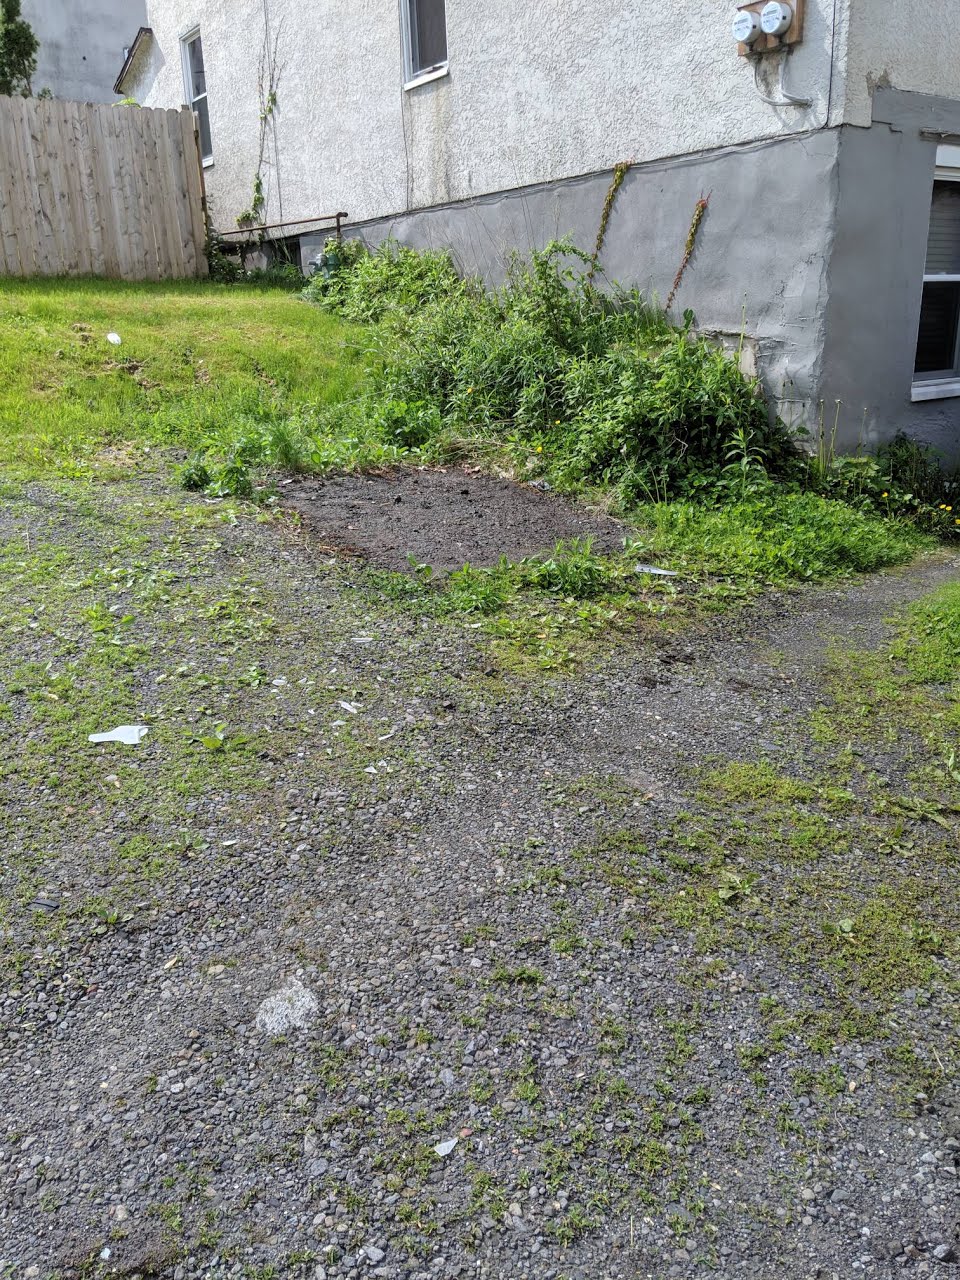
[1,475,958,1280]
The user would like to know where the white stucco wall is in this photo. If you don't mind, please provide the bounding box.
[125,0,960,231]
[21,0,146,103]
[127,0,852,233]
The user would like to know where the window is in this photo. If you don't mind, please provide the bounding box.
[181,30,212,163]
[402,0,448,85]
[913,152,960,399]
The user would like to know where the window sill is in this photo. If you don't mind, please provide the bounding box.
[403,63,449,92]
[202,157,214,169]
[911,377,960,402]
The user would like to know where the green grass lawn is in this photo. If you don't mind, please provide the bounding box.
[0,275,939,654]
[0,277,366,475]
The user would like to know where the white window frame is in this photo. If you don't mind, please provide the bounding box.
[912,147,960,401]
[180,27,213,167]
[400,0,449,91]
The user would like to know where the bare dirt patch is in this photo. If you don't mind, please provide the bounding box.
[281,466,629,572]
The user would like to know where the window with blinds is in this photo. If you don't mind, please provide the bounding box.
[915,180,960,379]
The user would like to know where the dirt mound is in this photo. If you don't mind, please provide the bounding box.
[282,467,629,573]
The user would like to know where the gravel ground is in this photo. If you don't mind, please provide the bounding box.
[0,474,958,1280]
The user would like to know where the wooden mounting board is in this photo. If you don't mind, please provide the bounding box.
[737,0,804,55]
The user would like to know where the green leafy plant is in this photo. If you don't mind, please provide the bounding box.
[0,0,38,97]
[305,236,786,501]
[824,916,856,943]
[523,538,616,598]
[716,870,759,904]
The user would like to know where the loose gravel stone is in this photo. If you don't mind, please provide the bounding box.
[0,476,958,1280]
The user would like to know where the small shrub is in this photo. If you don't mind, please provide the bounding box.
[178,452,212,492]
[802,431,959,538]
[244,261,304,290]
[524,538,616,598]
[305,236,785,499]
[303,237,465,322]
[643,492,927,584]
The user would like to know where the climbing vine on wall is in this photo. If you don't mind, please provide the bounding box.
[236,16,285,229]
[665,192,711,312]
[588,160,631,281]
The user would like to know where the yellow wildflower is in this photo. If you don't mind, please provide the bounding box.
[881,491,888,498]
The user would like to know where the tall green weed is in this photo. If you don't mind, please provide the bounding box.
[305,238,788,498]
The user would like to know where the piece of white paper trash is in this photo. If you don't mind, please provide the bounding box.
[106,332,122,345]
[635,564,678,577]
[89,725,149,746]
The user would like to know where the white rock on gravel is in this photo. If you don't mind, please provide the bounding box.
[255,978,319,1035]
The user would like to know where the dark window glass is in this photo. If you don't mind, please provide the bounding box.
[914,281,960,375]
[411,0,447,74]
[184,34,212,160]
[194,94,212,162]
[187,36,206,100]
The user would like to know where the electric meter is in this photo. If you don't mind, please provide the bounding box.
[732,9,762,42]
[760,1,793,35]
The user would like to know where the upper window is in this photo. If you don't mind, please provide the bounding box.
[403,0,448,84]
[913,154,960,398]
[181,30,212,163]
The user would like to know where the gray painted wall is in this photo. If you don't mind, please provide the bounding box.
[820,90,960,462]
[305,131,842,432]
[21,0,146,103]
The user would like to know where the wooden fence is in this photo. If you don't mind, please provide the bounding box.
[0,98,208,280]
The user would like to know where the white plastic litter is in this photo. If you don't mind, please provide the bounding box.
[635,564,678,577]
[89,725,149,745]
[434,1138,458,1157]
[106,332,122,345]
[255,978,319,1036]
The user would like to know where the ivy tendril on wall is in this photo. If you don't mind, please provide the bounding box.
[237,13,285,231]
[665,192,711,312]
[588,160,632,282]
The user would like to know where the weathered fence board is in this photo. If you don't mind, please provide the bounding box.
[0,97,208,280]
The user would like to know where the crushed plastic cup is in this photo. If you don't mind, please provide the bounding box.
[89,725,149,745]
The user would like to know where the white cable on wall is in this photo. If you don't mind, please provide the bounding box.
[751,51,812,108]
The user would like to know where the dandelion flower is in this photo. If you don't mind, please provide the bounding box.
[882,491,888,497]
[536,446,543,454]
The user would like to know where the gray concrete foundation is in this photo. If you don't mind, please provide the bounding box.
[821,90,960,462]
[304,131,840,427]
